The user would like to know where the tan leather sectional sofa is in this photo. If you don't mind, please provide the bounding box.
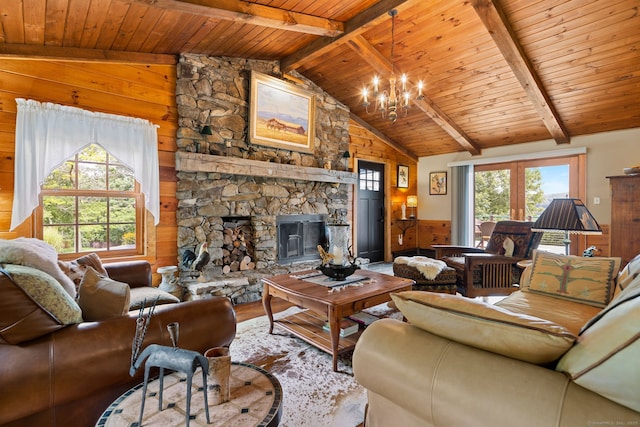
[354,251,640,427]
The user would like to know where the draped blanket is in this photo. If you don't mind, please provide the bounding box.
[394,256,447,280]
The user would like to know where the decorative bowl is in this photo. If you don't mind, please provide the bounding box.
[318,263,359,281]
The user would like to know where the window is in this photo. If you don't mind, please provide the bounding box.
[359,168,381,192]
[38,144,144,257]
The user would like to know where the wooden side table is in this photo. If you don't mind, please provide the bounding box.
[96,362,282,427]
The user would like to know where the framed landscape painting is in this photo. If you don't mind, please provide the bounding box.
[429,171,447,195]
[250,71,316,153]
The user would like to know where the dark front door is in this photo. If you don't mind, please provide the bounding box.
[357,161,385,262]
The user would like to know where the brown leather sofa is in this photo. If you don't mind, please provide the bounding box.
[354,252,640,426]
[0,261,237,427]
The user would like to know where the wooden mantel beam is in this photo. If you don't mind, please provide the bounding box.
[127,0,344,37]
[175,152,358,185]
[472,0,570,145]
[347,35,482,156]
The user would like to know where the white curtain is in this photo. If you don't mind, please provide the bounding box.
[11,99,160,231]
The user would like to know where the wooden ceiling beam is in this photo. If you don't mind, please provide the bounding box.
[127,0,344,37]
[472,0,570,145]
[349,113,418,162]
[280,0,413,72]
[0,43,178,64]
[347,35,482,156]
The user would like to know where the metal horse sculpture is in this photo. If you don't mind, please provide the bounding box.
[129,344,211,426]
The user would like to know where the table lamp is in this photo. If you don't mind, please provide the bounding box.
[531,198,602,255]
[406,195,418,219]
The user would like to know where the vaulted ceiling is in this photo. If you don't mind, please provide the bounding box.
[1,0,638,159]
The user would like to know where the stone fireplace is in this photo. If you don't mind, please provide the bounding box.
[174,54,355,304]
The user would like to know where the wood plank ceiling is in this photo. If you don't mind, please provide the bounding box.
[0,0,638,158]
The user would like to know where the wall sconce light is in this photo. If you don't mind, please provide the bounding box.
[200,125,213,135]
[406,195,418,218]
[342,151,351,170]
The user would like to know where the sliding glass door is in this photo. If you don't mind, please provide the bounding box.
[474,155,582,253]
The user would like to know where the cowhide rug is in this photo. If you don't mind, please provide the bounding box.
[229,304,401,427]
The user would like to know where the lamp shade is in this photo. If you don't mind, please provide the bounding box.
[406,195,418,208]
[532,198,602,235]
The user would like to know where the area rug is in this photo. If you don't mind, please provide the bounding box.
[229,304,400,427]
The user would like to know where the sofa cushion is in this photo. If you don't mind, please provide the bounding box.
[78,267,130,321]
[496,290,602,336]
[129,286,180,310]
[0,264,83,344]
[58,253,108,293]
[556,274,640,412]
[527,250,620,308]
[390,291,576,364]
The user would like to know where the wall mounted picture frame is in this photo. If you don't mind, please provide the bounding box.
[249,71,316,153]
[397,165,409,188]
[429,171,447,195]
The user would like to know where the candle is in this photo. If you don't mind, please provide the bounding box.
[332,247,344,265]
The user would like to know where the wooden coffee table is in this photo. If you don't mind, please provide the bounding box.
[262,269,414,371]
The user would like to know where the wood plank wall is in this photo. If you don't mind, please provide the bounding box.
[0,58,178,284]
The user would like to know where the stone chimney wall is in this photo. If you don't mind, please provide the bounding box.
[174,54,352,303]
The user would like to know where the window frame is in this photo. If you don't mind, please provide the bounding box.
[35,145,146,260]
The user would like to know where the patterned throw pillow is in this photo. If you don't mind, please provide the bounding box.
[614,253,640,299]
[556,274,640,412]
[526,251,621,308]
[3,264,83,326]
[58,253,108,294]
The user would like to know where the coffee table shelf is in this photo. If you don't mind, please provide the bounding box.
[276,310,363,355]
[262,269,414,371]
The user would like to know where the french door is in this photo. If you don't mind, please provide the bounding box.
[474,155,584,253]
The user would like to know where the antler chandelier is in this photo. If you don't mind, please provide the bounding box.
[361,9,424,123]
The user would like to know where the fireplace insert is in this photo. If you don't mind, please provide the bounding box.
[276,214,327,264]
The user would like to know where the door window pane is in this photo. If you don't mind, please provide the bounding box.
[474,169,510,222]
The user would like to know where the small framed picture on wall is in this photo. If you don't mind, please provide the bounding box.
[397,165,409,188]
[429,171,447,195]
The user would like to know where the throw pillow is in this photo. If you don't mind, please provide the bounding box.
[0,238,77,298]
[526,250,621,308]
[0,264,82,344]
[390,291,576,364]
[129,287,180,310]
[78,267,130,321]
[556,274,640,412]
[614,253,640,299]
[58,253,108,294]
